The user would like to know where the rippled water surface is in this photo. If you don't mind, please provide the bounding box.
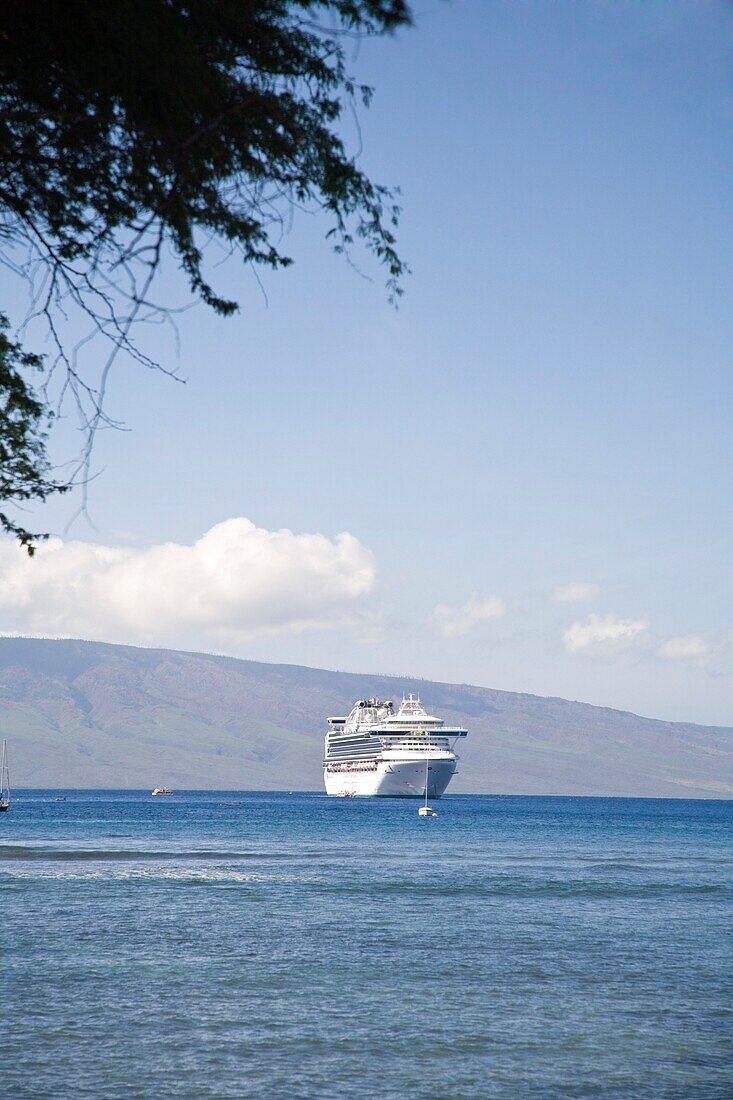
[1,792,731,1098]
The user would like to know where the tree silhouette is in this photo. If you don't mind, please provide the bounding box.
[0,0,411,546]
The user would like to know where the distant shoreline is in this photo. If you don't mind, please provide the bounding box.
[7,788,733,803]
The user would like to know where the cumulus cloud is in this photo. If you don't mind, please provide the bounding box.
[658,635,711,662]
[432,593,505,638]
[550,581,600,604]
[0,518,376,645]
[564,613,648,654]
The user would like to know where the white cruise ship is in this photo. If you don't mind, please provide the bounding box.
[323,695,467,798]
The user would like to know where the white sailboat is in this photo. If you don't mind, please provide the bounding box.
[418,754,438,818]
[0,740,10,812]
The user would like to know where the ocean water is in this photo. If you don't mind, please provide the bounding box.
[1,792,731,1099]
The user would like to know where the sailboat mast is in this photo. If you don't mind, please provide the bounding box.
[0,740,9,806]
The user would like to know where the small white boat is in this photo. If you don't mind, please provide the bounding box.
[418,757,438,817]
[151,786,173,796]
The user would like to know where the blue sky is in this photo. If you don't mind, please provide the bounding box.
[3,1,731,724]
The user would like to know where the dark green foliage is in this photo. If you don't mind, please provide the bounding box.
[0,315,68,552]
[0,0,411,311]
[0,1,411,547]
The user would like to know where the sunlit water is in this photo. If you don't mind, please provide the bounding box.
[1,792,731,1098]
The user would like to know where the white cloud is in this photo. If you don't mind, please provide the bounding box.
[550,581,601,604]
[658,635,711,662]
[564,613,648,654]
[432,593,505,638]
[0,518,376,644]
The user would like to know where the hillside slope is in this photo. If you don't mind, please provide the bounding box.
[0,637,730,796]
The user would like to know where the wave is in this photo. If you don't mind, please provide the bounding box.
[0,844,289,862]
[0,865,275,883]
[322,879,732,899]
[2,867,726,895]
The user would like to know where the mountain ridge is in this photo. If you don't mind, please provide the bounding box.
[0,636,730,796]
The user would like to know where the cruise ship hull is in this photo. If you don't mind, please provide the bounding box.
[324,756,456,798]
